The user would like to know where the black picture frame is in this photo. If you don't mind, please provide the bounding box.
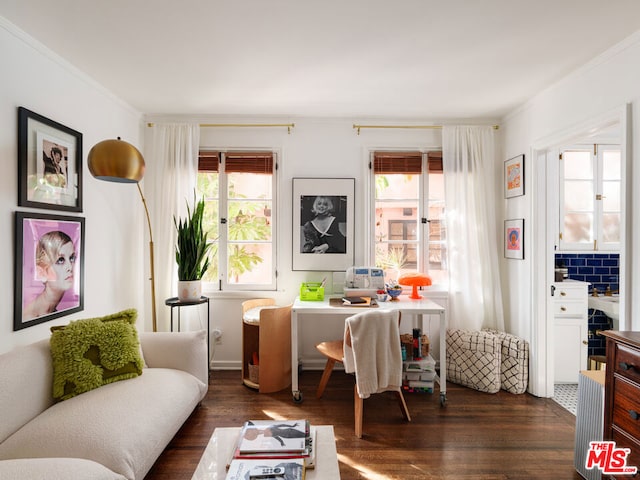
[292,177,355,271]
[14,211,85,330]
[504,154,525,198]
[18,107,83,212]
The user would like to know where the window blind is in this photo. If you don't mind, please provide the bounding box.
[225,152,273,174]
[373,151,442,174]
[198,151,219,172]
[427,151,443,173]
[373,151,422,174]
[198,151,274,173]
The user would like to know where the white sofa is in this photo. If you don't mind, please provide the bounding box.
[0,330,209,480]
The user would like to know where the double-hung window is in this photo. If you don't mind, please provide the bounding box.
[370,151,447,285]
[197,150,277,290]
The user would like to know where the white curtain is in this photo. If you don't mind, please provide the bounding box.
[146,123,200,332]
[442,126,505,331]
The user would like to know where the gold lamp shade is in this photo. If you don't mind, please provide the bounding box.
[87,138,145,183]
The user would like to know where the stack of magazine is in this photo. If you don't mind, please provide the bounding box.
[226,419,316,479]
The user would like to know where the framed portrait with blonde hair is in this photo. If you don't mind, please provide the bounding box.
[292,178,355,271]
[14,211,85,330]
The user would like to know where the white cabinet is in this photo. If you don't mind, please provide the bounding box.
[553,280,589,383]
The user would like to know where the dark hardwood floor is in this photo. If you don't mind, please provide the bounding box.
[145,369,582,480]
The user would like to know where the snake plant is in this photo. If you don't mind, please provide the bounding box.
[174,193,211,281]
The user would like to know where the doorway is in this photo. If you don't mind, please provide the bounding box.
[530,105,630,397]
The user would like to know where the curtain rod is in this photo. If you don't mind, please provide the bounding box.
[352,124,500,135]
[147,122,295,134]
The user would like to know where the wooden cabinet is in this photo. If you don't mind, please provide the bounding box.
[241,299,292,394]
[553,281,589,383]
[603,331,640,479]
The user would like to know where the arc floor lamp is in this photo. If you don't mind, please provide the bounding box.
[87,138,158,332]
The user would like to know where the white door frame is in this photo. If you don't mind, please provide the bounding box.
[529,104,629,397]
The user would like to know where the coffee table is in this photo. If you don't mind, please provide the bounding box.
[191,424,341,479]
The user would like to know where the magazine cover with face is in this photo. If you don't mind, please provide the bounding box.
[236,420,309,453]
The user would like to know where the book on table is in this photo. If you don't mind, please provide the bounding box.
[231,419,316,469]
[236,419,309,453]
[226,457,305,480]
[342,296,372,306]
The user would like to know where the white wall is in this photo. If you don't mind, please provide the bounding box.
[500,31,640,395]
[145,116,445,368]
[0,17,145,354]
[15,7,634,388]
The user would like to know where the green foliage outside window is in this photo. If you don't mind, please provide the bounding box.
[197,172,271,285]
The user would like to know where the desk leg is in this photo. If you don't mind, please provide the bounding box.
[439,310,447,406]
[291,311,302,403]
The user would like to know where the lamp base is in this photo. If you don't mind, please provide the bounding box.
[409,285,423,300]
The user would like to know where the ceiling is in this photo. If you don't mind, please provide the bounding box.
[3,1,640,120]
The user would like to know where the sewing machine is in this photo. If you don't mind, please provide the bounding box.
[343,266,385,297]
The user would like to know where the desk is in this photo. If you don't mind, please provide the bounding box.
[291,296,447,406]
[165,296,210,368]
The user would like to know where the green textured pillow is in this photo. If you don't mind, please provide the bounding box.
[50,309,144,401]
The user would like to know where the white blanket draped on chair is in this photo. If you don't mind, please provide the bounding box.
[343,310,403,399]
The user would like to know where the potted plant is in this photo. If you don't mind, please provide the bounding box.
[174,193,212,301]
[375,245,408,283]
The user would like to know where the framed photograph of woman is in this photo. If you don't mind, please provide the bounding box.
[292,178,355,271]
[18,107,83,212]
[14,211,85,330]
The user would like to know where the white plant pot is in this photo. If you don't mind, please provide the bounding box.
[178,280,202,302]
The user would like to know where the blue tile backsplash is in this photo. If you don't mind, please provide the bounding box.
[555,253,620,358]
[555,253,620,291]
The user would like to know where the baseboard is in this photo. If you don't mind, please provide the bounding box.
[209,358,346,371]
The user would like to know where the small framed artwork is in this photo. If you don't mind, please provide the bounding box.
[18,107,83,212]
[292,177,355,271]
[505,218,524,260]
[14,211,85,330]
[504,154,524,198]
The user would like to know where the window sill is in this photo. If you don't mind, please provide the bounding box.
[201,288,282,301]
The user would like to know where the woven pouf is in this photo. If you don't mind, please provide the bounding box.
[483,328,529,394]
[446,329,501,393]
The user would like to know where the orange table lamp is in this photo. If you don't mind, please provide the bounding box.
[398,273,432,300]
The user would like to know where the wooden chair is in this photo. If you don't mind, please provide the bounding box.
[315,310,410,438]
